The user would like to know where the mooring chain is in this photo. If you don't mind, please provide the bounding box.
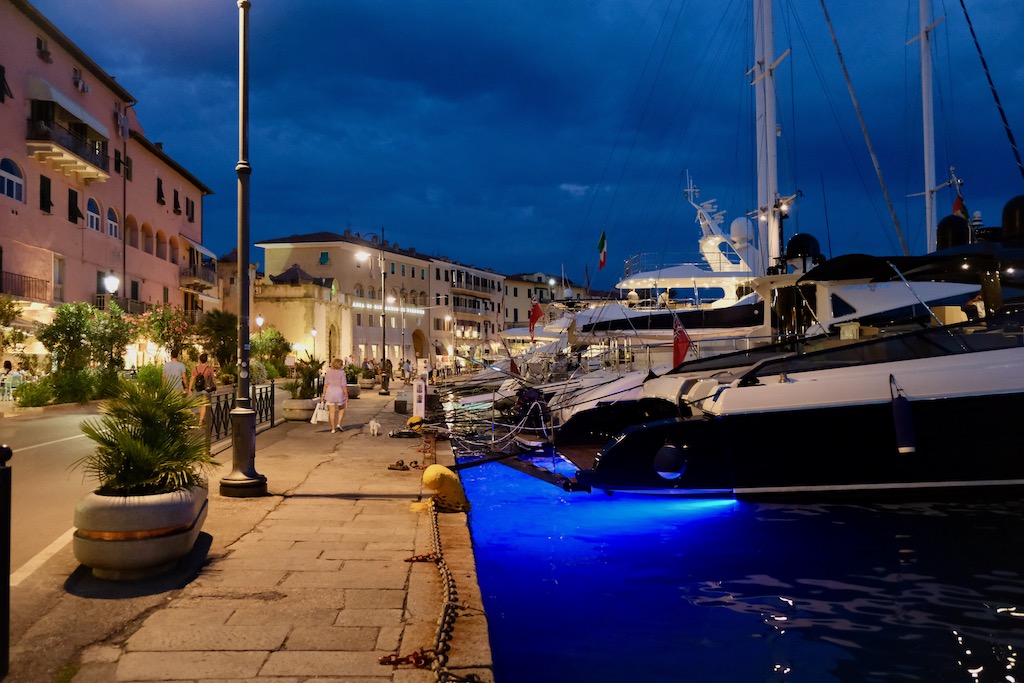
[381,498,482,682]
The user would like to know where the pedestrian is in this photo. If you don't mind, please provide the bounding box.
[162,349,187,391]
[403,358,413,384]
[381,358,393,392]
[188,352,216,426]
[321,357,349,434]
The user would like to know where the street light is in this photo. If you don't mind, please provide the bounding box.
[255,313,264,330]
[310,327,317,358]
[355,227,391,395]
[103,270,119,296]
[221,0,266,497]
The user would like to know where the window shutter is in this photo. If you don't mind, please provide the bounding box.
[39,175,52,212]
[68,189,84,223]
[156,177,165,204]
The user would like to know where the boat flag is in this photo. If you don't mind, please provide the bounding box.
[597,230,607,270]
[509,358,520,375]
[953,190,969,222]
[672,311,691,366]
[528,299,544,342]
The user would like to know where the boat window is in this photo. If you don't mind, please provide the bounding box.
[830,293,856,317]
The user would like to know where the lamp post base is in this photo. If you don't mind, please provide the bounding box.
[219,406,267,497]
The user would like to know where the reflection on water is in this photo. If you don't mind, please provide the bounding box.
[459,457,1024,683]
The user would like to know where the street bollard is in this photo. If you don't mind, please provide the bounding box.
[1,443,12,679]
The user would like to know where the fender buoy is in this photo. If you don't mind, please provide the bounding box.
[890,375,916,455]
[422,465,470,512]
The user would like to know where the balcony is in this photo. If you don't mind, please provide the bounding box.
[179,264,217,289]
[1,271,51,302]
[93,294,152,315]
[26,119,110,185]
[451,280,495,296]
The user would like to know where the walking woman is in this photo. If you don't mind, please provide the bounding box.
[322,357,349,434]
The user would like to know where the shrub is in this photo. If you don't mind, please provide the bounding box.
[135,364,164,391]
[51,367,96,404]
[264,362,280,381]
[14,377,54,407]
[345,364,361,383]
[250,359,268,385]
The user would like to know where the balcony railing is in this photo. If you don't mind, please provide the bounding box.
[27,119,110,172]
[93,294,152,315]
[179,264,217,288]
[1,271,51,302]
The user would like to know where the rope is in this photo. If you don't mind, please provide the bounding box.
[957,0,1024,183]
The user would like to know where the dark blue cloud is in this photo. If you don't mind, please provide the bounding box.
[28,0,1024,289]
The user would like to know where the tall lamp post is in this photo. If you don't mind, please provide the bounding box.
[221,0,266,497]
[355,227,391,395]
[310,327,317,358]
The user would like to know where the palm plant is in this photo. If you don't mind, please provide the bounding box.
[77,377,215,495]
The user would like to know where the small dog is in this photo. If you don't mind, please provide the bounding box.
[368,418,381,436]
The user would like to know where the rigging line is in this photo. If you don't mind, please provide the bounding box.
[819,0,909,256]
[956,0,1024,183]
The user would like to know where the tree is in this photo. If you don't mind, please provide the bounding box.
[90,302,132,370]
[134,304,191,355]
[251,327,290,364]
[0,295,26,355]
[37,302,93,372]
[196,309,238,368]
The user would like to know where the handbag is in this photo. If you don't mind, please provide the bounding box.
[311,401,328,425]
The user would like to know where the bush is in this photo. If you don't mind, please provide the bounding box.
[264,362,280,380]
[93,366,122,399]
[345,364,361,383]
[250,359,268,385]
[51,367,95,404]
[361,366,377,380]
[14,377,54,407]
[135,364,164,391]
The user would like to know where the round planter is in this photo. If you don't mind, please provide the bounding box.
[347,382,361,399]
[357,378,376,390]
[282,397,316,421]
[73,487,208,580]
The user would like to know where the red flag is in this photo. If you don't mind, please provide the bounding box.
[672,312,691,366]
[953,191,969,222]
[509,358,520,375]
[528,301,544,342]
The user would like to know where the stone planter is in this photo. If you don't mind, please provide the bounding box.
[282,397,316,421]
[357,378,376,390]
[347,382,361,399]
[73,487,208,580]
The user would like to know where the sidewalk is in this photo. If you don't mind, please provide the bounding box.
[8,389,493,682]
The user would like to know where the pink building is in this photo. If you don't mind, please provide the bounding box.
[0,0,216,342]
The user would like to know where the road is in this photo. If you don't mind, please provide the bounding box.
[4,384,289,585]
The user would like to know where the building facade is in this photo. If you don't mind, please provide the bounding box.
[0,0,216,360]
[255,231,505,370]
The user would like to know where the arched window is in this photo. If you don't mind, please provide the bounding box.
[0,158,24,202]
[86,198,101,231]
[107,208,120,238]
[354,283,364,298]
[367,285,375,300]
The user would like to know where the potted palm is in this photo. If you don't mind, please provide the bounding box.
[282,353,323,421]
[344,364,361,399]
[73,376,215,580]
[357,365,377,390]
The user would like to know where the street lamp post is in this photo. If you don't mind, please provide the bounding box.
[221,0,266,498]
[355,227,391,396]
[311,327,317,358]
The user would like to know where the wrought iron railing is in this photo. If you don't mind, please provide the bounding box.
[93,294,151,314]
[208,383,276,443]
[1,271,50,302]
[27,119,110,172]
[179,264,217,287]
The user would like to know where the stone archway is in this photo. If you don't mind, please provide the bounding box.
[411,329,428,360]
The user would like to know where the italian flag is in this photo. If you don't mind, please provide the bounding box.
[597,230,607,270]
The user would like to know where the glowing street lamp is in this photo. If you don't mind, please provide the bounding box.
[311,327,317,358]
[255,313,264,330]
[103,270,119,295]
[355,227,391,395]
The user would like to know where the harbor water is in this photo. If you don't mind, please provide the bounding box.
[458,454,1024,682]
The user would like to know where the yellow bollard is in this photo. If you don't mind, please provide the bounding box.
[421,464,470,512]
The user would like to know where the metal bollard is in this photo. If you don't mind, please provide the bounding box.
[1,443,12,679]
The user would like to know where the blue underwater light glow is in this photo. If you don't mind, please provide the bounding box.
[459,456,1024,683]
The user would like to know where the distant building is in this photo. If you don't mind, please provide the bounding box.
[0,0,217,364]
[255,231,505,371]
[503,271,578,327]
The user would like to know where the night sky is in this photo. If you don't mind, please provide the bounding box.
[27,0,1024,290]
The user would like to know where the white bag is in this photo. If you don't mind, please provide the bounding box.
[311,401,328,425]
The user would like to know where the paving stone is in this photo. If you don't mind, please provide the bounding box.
[284,625,379,651]
[116,651,267,680]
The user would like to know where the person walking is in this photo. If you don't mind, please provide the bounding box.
[188,352,216,427]
[162,349,187,391]
[321,358,349,434]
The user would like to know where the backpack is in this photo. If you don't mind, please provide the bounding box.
[193,370,206,392]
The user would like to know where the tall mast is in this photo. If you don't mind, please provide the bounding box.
[919,0,937,252]
[753,0,783,273]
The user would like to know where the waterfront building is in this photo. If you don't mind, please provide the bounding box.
[0,0,217,364]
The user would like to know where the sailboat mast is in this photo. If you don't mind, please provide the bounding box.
[754,0,780,273]
[920,0,937,252]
